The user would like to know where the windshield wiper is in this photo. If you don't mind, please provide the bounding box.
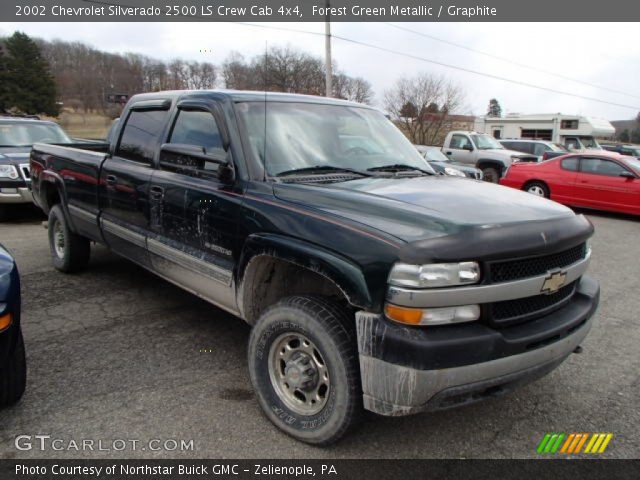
[275,165,374,178]
[367,164,433,175]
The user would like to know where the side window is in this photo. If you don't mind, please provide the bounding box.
[561,157,579,171]
[169,110,225,157]
[450,134,470,149]
[580,157,627,177]
[501,141,515,150]
[116,109,168,164]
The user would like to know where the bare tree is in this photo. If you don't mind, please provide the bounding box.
[384,73,466,145]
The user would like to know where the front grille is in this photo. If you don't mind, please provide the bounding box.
[489,243,586,283]
[19,164,30,180]
[488,281,577,326]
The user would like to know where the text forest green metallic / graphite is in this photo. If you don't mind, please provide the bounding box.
[29,90,599,418]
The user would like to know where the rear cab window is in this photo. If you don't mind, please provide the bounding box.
[115,109,169,164]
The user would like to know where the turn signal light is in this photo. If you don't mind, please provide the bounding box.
[0,313,12,332]
[385,303,481,327]
[384,304,423,325]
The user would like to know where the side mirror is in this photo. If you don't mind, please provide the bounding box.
[619,171,636,179]
[463,144,474,151]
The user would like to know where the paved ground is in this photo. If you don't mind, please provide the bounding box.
[0,206,638,459]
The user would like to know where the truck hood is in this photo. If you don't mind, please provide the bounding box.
[479,148,537,161]
[0,151,30,165]
[274,175,574,244]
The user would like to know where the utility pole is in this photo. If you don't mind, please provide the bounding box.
[324,0,333,97]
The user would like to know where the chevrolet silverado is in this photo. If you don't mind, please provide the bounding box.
[30,91,599,445]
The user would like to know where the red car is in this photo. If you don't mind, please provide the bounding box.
[500,152,640,216]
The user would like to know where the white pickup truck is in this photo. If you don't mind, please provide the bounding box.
[441,131,537,183]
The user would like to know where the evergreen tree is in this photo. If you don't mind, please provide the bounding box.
[1,32,59,116]
[487,98,502,118]
[631,128,640,145]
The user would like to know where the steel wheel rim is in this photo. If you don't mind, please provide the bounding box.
[268,332,330,416]
[528,185,545,196]
[53,220,65,258]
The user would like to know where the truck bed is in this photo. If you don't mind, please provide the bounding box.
[30,143,109,240]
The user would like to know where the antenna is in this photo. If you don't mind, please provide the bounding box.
[263,41,268,182]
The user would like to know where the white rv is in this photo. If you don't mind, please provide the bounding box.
[474,114,615,151]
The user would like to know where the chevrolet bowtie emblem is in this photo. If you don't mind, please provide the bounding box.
[541,271,567,294]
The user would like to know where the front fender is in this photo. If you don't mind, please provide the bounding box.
[237,233,373,310]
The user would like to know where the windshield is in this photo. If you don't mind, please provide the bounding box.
[471,134,503,150]
[236,102,435,176]
[423,148,450,162]
[0,122,71,147]
[580,136,600,149]
[552,143,568,152]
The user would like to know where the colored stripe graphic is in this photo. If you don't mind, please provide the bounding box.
[539,433,613,454]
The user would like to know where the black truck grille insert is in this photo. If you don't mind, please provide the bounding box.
[489,243,586,283]
[488,281,577,325]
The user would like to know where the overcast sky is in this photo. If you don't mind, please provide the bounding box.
[2,21,639,120]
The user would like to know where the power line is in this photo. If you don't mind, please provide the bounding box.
[384,22,640,101]
[330,33,640,111]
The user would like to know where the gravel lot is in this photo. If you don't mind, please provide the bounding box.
[0,206,638,459]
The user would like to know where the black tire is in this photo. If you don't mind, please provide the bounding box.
[248,296,362,445]
[48,204,90,273]
[481,166,501,183]
[524,181,550,198]
[0,328,26,407]
[0,205,7,222]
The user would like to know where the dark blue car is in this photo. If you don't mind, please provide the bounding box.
[0,242,26,406]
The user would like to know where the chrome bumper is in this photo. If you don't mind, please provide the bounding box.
[0,187,33,204]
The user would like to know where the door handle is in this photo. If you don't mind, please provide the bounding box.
[150,186,165,199]
[106,174,117,185]
[446,151,452,155]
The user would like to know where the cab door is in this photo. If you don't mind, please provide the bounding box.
[147,99,242,314]
[99,100,171,266]
[444,133,475,165]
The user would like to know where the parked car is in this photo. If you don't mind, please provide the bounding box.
[601,144,640,157]
[415,145,483,179]
[0,243,26,407]
[441,131,537,183]
[499,139,568,161]
[500,152,640,216]
[31,91,599,445]
[0,117,72,221]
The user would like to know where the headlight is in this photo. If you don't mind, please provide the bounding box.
[388,262,480,288]
[444,166,466,177]
[384,304,480,326]
[0,165,19,179]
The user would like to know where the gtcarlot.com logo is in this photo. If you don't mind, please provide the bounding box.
[537,432,613,454]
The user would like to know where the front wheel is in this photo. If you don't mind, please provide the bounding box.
[481,166,501,183]
[248,296,362,445]
[48,204,90,273]
[0,328,26,407]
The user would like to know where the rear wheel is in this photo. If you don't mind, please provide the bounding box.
[481,166,500,183]
[0,328,26,407]
[524,181,550,198]
[248,296,362,445]
[48,204,90,273]
[0,205,7,222]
